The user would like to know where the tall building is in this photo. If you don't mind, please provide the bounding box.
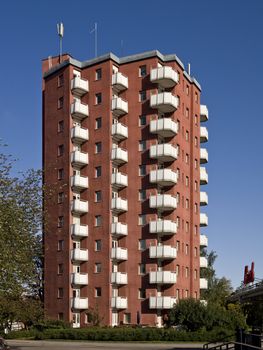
[42,50,209,328]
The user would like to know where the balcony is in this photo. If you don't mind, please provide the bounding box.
[71,151,89,167]
[149,194,177,212]
[111,97,128,117]
[200,167,208,185]
[111,122,128,141]
[200,234,208,247]
[71,224,88,238]
[149,245,177,260]
[200,105,209,122]
[111,222,128,236]
[150,169,178,187]
[150,118,178,137]
[71,126,89,143]
[200,126,208,143]
[200,256,208,268]
[149,220,178,235]
[111,148,128,165]
[150,66,179,88]
[111,197,128,213]
[200,191,208,206]
[150,92,179,113]
[71,200,88,215]
[200,148,208,164]
[71,248,88,262]
[71,175,88,191]
[112,72,128,92]
[71,101,89,119]
[71,297,88,310]
[149,296,176,309]
[150,144,178,162]
[200,213,208,227]
[111,172,128,189]
[71,273,88,286]
[111,247,128,261]
[149,271,177,284]
[200,278,208,289]
[111,272,128,285]
[111,296,128,309]
[71,76,89,96]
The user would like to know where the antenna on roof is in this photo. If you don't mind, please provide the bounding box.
[57,22,64,63]
[188,63,191,76]
[90,22,98,57]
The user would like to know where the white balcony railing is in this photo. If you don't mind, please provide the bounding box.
[71,248,88,262]
[150,92,179,113]
[111,222,128,236]
[200,191,208,206]
[200,105,209,122]
[149,220,178,235]
[111,272,128,285]
[71,126,89,143]
[150,169,178,187]
[200,148,208,164]
[71,175,88,190]
[200,256,208,268]
[71,297,88,310]
[111,172,128,189]
[150,144,178,162]
[149,296,176,309]
[150,118,178,137]
[71,273,88,286]
[112,72,128,92]
[149,271,177,284]
[71,101,89,119]
[71,151,89,167]
[200,278,208,289]
[200,126,208,143]
[71,200,88,214]
[200,167,208,185]
[200,234,208,247]
[111,122,128,141]
[200,213,208,227]
[71,76,89,96]
[111,197,128,213]
[111,296,128,309]
[111,97,128,117]
[149,245,177,260]
[150,66,179,88]
[111,247,128,261]
[111,148,128,165]
[71,224,88,238]
[149,194,177,211]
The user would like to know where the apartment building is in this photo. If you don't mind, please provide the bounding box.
[42,50,209,328]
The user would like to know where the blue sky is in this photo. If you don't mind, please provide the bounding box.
[1,0,263,288]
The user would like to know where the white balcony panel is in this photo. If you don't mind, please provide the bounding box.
[200,167,208,185]
[71,273,88,286]
[112,72,128,92]
[71,101,89,119]
[111,148,128,165]
[200,105,209,122]
[111,197,128,213]
[200,191,208,206]
[111,222,128,236]
[149,194,177,211]
[71,151,89,167]
[200,256,208,268]
[200,148,208,164]
[200,213,208,227]
[71,77,89,96]
[111,123,128,141]
[71,297,88,310]
[71,224,88,238]
[111,172,128,189]
[111,272,128,285]
[150,144,178,162]
[200,234,208,247]
[111,247,128,261]
[149,220,178,235]
[150,92,179,113]
[150,169,178,187]
[111,97,128,117]
[200,278,208,289]
[71,175,89,190]
[149,245,177,260]
[200,126,208,143]
[149,271,177,284]
[71,248,88,262]
[71,126,89,143]
[150,66,179,88]
[111,297,128,309]
[150,118,178,137]
[71,200,88,215]
[149,296,176,309]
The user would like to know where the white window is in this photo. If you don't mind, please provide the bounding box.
[95,215,102,227]
[138,214,147,226]
[95,240,102,251]
[139,165,146,176]
[138,239,146,250]
[138,140,146,151]
[138,288,146,299]
[95,68,102,80]
[139,65,147,77]
[138,189,146,201]
[139,90,146,102]
[123,313,131,324]
[95,190,102,202]
[95,117,102,129]
[138,263,146,275]
[95,166,102,178]
[139,115,146,126]
[95,142,102,153]
[95,287,102,297]
[95,262,102,273]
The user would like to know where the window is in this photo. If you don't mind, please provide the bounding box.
[186,267,189,278]
[58,263,63,274]
[95,190,102,202]
[176,192,180,205]
[194,247,198,257]
[138,140,146,151]
[185,176,189,187]
[95,240,102,251]
[139,90,146,102]
[58,120,64,132]
[95,117,102,129]
[139,189,146,201]
[195,136,198,147]
[138,288,146,299]
[185,290,189,298]
[57,192,64,204]
[186,244,189,255]
[95,93,102,104]
[58,216,64,228]
[139,65,147,77]
[95,68,102,80]
[138,239,146,250]
[186,85,189,95]
[195,159,198,169]
[58,96,64,109]
[95,287,102,297]
[186,107,189,118]
[195,181,198,192]
[139,115,146,126]
[195,92,198,103]
[138,263,146,275]
[58,168,64,180]
[186,221,189,233]
[194,225,198,235]
[58,313,64,320]
[58,74,64,87]
[194,203,198,213]
[123,313,131,324]
[176,241,180,252]
[95,262,102,273]
[194,269,198,280]
[57,144,64,156]
[95,166,102,178]
[176,289,180,299]
[185,153,189,164]
[176,265,180,275]
[95,142,102,153]
[195,114,198,125]
[57,240,64,251]
[139,165,146,176]
[95,215,102,227]
[186,130,189,141]
[57,288,63,298]
[185,198,189,209]
[138,214,147,226]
